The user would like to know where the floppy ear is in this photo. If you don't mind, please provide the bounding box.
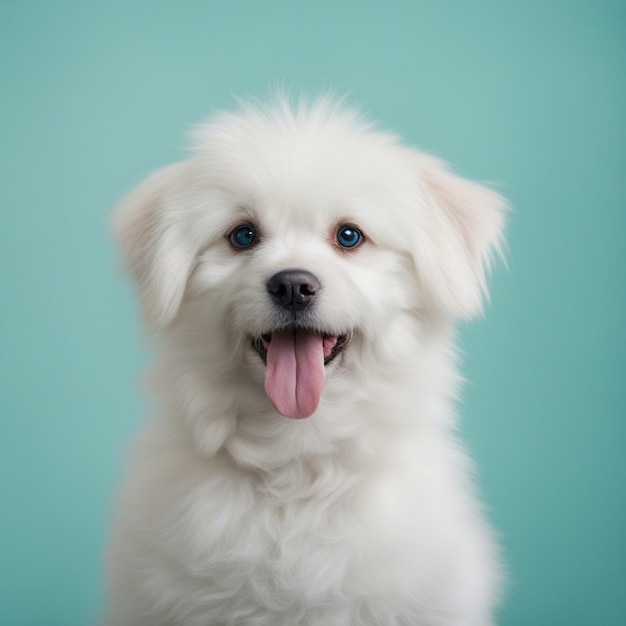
[413,154,507,319]
[112,161,197,330]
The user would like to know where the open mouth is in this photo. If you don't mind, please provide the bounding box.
[250,329,351,420]
[251,330,350,366]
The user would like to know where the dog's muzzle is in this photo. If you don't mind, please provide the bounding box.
[249,269,350,419]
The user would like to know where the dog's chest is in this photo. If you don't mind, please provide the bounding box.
[170,467,367,610]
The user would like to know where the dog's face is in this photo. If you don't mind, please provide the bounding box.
[114,99,505,422]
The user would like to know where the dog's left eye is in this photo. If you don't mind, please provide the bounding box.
[336,225,363,249]
[230,224,257,248]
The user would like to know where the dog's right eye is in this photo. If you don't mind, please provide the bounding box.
[230,224,257,248]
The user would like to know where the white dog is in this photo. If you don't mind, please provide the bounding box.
[106,96,507,626]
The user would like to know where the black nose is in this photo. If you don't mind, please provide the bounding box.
[267,269,321,311]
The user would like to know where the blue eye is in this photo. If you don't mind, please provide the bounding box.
[230,224,257,248]
[336,225,363,249]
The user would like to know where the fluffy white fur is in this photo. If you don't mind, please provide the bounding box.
[106,96,507,626]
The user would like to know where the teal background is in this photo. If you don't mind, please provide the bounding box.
[1,1,624,624]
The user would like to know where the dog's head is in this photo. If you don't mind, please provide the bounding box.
[114,98,506,423]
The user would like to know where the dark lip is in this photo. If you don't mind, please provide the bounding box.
[251,330,350,366]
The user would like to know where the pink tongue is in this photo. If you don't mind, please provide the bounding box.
[265,330,326,419]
